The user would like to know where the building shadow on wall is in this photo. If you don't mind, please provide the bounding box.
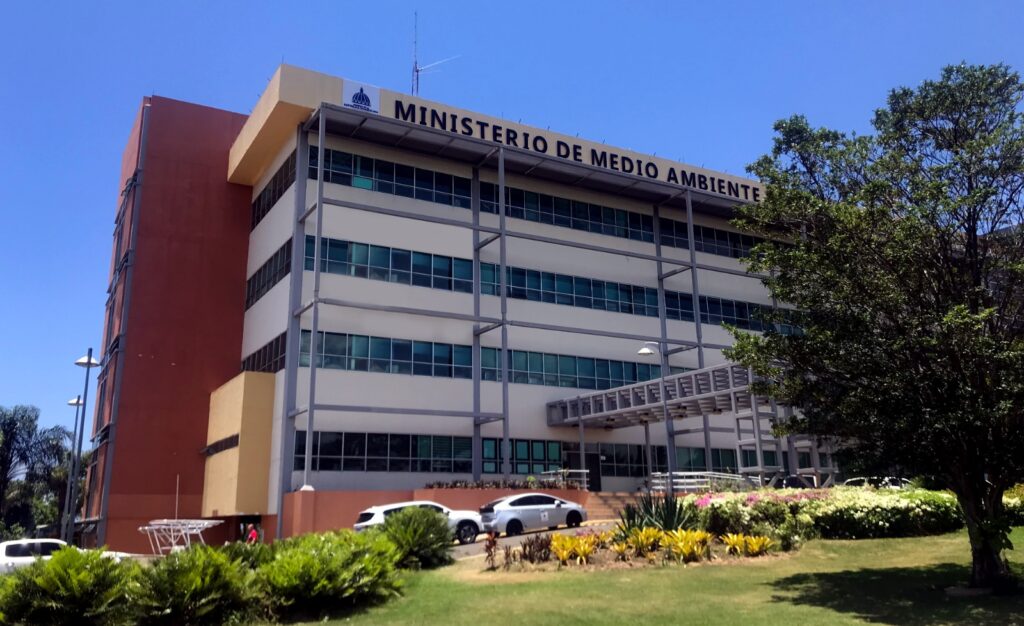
[770,563,1024,625]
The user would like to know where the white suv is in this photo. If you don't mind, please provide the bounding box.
[353,500,483,545]
[0,538,67,573]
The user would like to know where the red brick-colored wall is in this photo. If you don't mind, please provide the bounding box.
[87,97,252,553]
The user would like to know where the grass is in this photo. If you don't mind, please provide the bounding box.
[290,528,1024,626]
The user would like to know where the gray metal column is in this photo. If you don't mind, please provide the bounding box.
[577,398,586,490]
[303,115,326,488]
[651,205,677,491]
[61,397,82,541]
[497,148,511,478]
[471,167,482,480]
[98,101,151,546]
[643,422,653,479]
[684,191,712,471]
[748,367,766,482]
[275,125,309,540]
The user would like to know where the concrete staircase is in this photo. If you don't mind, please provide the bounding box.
[585,492,640,521]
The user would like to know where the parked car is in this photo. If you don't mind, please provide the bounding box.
[353,500,483,545]
[843,476,911,489]
[0,538,67,573]
[479,493,587,536]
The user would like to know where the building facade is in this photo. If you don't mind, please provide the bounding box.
[85,65,832,551]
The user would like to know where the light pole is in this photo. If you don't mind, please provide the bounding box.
[61,396,83,542]
[64,349,99,544]
[638,341,676,496]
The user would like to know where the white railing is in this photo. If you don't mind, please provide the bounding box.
[648,471,756,493]
[540,469,590,490]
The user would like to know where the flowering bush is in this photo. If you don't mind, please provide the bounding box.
[681,487,968,543]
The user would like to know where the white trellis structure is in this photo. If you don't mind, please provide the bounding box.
[139,519,223,554]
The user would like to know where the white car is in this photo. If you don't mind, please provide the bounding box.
[0,538,67,573]
[480,493,587,536]
[353,500,483,545]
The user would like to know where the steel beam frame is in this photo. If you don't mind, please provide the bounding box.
[273,104,776,525]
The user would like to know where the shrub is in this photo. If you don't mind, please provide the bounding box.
[219,540,274,569]
[697,497,751,536]
[1005,494,1024,526]
[381,507,453,569]
[775,512,818,551]
[258,530,401,618]
[618,494,693,538]
[803,488,962,539]
[138,545,256,626]
[748,497,789,528]
[1,547,140,626]
[519,534,552,563]
[483,532,499,570]
[683,487,966,541]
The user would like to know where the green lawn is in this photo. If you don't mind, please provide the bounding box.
[303,528,1024,626]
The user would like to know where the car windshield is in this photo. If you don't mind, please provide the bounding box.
[356,512,374,524]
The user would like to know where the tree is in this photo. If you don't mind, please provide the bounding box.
[0,406,72,533]
[729,63,1024,590]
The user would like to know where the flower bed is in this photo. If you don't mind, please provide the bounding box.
[489,527,775,572]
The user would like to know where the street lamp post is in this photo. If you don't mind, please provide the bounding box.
[61,396,83,542]
[638,341,676,496]
[64,349,99,544]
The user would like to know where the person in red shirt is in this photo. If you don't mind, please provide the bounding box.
[245,523,259,544]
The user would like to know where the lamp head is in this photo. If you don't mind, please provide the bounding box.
[75,355,100,368]
[67,397,83,407]
[637,342,659,356]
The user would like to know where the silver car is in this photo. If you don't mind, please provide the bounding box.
[479,492,587,536]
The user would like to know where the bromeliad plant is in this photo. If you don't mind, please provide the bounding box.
[722,533,747,557]
[627,527,664,558]
[663,530,714,564]
[551,534,575,566]
[745,535,775,557]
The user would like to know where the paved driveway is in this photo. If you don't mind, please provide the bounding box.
[452,520,617,559]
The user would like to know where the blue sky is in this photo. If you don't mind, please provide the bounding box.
[1,0,1022,432]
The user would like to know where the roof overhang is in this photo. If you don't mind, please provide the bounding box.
[314,103,747,218]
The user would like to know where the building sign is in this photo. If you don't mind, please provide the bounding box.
[343,82,380,115]
[391,100,761,202]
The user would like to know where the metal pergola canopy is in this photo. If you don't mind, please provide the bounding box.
[547,362,759,430]
[315,104,749,219]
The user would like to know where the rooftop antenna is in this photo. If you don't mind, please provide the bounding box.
[412,12,459,96]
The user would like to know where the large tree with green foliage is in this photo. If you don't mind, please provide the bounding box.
[0,406,73,536]
[729,64,1024,590]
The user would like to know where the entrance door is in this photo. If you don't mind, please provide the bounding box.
[585,453,602,492]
